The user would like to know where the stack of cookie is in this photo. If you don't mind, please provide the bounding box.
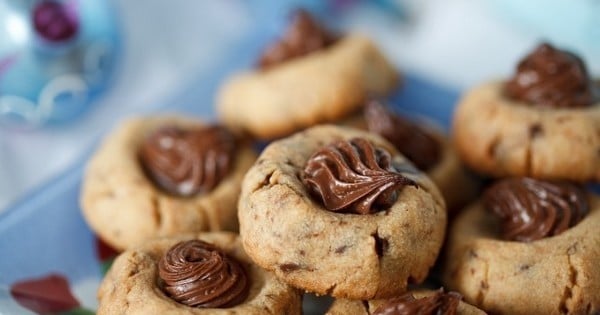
[237,124,486,314]
[77,9,600,315]
[218,8,479,214]
[446,43,600,314]
[80,117,303,313]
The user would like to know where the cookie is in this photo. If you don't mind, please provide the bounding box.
[81,116,256,250]
[217,10,398,140]
[238,125,446,299]
[443,178,600,314]
[326,289,486,315]
[343,101,480,212]
[452,43,600,181]
[97,232,302,314]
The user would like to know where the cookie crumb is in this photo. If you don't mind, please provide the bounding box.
[334,245,348,254]
[280,263,301,273]
[529,123,544,138]
[372,232,389,258]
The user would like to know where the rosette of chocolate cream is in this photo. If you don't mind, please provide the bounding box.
[443,177,600,314]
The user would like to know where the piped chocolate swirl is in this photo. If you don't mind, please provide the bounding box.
[158,240,249,308]
[302,138,416,214]
[139,125,236,197]
[483,177,588,242]
[364,100,442,171]
[258,9,338,69]
[505,42,597,108]
[372,290,462,315]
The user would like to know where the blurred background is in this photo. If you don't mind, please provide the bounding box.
[1,0,599,211]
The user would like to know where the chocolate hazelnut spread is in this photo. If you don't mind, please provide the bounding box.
[303,138,416,214]
[484,177,588,242]
[505,43,596,108]
[364,100,441,171]
[372,290,462,315]
[258,9,338,69]
[139,125,236,196]
[158,240,248,308]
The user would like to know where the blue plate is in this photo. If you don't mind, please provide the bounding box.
[0,26,459,315]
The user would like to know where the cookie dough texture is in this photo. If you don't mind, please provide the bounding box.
[97,232,301,315]
[443,195,600,315]
[81,116,256,251]
[326,290,486,315]
[238,125,446,299]
[217,35,399,140]
[430,136,479,214]
[452,81,600,181]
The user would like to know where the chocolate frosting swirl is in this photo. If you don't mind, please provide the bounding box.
[302,138,416,214]
[505,42,596,108]
[258,9,338,69]
[158,240,249,308]
[364,100,442,171]
[373,290,462,315]
[139,125,236,196]
[484,178,588,242]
